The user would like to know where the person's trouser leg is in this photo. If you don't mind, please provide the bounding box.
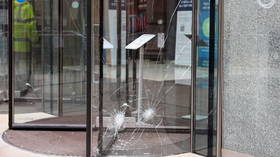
[15,52,27,90]
[15,52,32,96]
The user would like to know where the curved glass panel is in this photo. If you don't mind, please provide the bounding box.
[96,0,193,156]
[193,0,219,156]
[12,0,88,125]
[0,0,8,104]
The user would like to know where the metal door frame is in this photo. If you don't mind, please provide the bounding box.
[92,0,220,156]
[91,2,191,156]
[190,0,223,157]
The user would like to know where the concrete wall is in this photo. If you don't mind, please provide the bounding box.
[223,0,280,157]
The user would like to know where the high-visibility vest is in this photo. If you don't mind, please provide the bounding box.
[13,0,38,53]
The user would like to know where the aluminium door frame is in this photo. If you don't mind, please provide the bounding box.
[190,0,223,157]
[190,0,198,153]
[216,0,224,156]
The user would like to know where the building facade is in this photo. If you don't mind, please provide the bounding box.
[0,0,279,157]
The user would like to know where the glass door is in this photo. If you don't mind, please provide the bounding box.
[192,0,220,156]
[0,0,8,102]
[95,0,193,156]
[91,0,221,156]
[10,0,89,128]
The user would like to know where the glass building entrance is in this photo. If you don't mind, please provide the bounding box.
[7,0,221,156]
[95,0,193,156]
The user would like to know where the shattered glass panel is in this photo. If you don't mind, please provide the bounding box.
[96,0,193,156]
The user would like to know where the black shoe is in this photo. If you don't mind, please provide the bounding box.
[20,83,33,97]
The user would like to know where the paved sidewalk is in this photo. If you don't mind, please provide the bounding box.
[0,114,57,157]
[0,108,202,157]
[166,153,204,157]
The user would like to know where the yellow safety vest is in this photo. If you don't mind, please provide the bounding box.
[13,0,38,53]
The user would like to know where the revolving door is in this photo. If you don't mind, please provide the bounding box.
[8,0,222,156]
[8,0,90,129]
[89,0,221,156]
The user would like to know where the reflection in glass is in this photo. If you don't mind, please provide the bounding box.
[0,0,8,103]
[96,0,193,156]
[8,0,218,156]
[193,0,218,156]
[12,0,88,124]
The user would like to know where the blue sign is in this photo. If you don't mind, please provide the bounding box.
[198,0,210,68]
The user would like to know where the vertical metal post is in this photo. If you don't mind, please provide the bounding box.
[86,0,93,156]
[132,50,137,109]
[8,0,14,129]
[49,0,54,115]
[124,0,131,116]
[137,46,144,123]
[191,0,198,153]
[217,0,224,156]
[97,0,104,155]
[58,0,63,117]
[208,0,216,156]
[43,0,54,114]
[116,0,122,108]
[130,1,137,113]
[125,50,130,116]
[41,1,45,113]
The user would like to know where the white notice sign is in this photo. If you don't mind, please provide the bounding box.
[175,11,192,66]
[125,34,156,50]
[103,38,114,49]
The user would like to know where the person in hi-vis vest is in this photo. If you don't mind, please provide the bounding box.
[13,0,38,96]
